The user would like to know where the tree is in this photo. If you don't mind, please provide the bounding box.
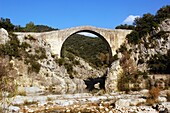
[0,18,14,31]
[25,21,36,32]
[155,5,170,23]
[134,13,158,37]
[115,24,135,30]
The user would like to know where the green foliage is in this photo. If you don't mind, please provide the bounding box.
[0,34,20,59]
[0,17,58,32]
[115,24,135,30]
[0,18,14,31]
[0,59,17,99]
[64,62,73,76]
[147,50,170,74]
[111,54,119,62]
[155,5,170,23]
[20,42,31,50]
[126,5,170,45]
[23,21,58,32]
[126,30,140,44]
[62,34,110,68]
[0,34,45,74]
[24,35,36,41]
[117,72,130,93]
[56,58,65,66]
[134,13,158,36]
[28,60,41,73]
[118,44,127,53]
[25,47,46,74]
[35,47,47,59]
[151,31,169,40]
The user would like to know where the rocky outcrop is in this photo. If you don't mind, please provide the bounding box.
[105,60,123,92]
[0,28,9,44]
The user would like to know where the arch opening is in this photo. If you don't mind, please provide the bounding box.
[61,30,112,67]
[60,30,113,91]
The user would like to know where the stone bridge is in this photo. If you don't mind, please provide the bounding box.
[16,26,131,57]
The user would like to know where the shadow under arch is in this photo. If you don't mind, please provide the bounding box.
[60,30,113,65]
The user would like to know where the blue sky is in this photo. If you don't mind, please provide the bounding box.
[0,0,169,29]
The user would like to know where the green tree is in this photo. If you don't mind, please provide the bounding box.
[155,5,170,23]
[0,18,14,31]
[134,13,158,37]
[115,24,135,30]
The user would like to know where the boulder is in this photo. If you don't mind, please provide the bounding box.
[0,28,9,44]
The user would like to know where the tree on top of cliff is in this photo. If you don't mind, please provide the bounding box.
[0,18,15,32]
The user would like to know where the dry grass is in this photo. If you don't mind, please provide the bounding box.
[167,91,170,102]
[146,86,160,105]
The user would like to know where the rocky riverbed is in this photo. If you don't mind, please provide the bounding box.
[1,87,169,113]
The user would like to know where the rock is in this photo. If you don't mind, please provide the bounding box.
[160,19,170,31]
[129,98,146,106]
[72,78,87,92]
[158,96,167,102]
[161,102,170,111]
[115,99,131,107]
[8,106,20,113]
[24,86,44,95]
[94,82,100,89]
[65,78,76,93]
[152,103,169,113]
[105,60,123,92]
[0,28,9,44]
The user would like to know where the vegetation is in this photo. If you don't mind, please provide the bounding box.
[120,5,170,75]
[0,18,58,32]
[115,24,135,30]
[0,58,17,98]
[147,50,170,74]
[116,5,170,45]
[0,34,47,74]
[62,34,110,68]
[15,21,58,32]
[147,86,160,105]
[0,18,14,32]
[118,51,149,92]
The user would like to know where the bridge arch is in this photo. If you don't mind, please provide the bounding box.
[60,29,113,62]
[28,26,131,59]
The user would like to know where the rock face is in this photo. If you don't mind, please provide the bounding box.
[105,60,123,92]
[0,28,9,44]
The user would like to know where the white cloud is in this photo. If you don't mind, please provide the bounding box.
[123,15,140,25]
[78,32,97,37]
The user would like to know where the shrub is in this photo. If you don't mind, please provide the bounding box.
[126,30,140,44]
[56,58,65,66]
[118,44,127,53]
[28,61,41,73]
[155,5,170,23]
[117,72,130,93]
[0,59,17,100]
[147,86,160,105]
[167,91,170,102]
[111,54,119,62]
[73,59,80,65]
[138,58,144,64]
[64,62,73,75]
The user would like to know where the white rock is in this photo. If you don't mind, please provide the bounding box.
[0,28,9,44]
[8,106,20,112]
[115,99,131,107]
[158,96,167,102]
